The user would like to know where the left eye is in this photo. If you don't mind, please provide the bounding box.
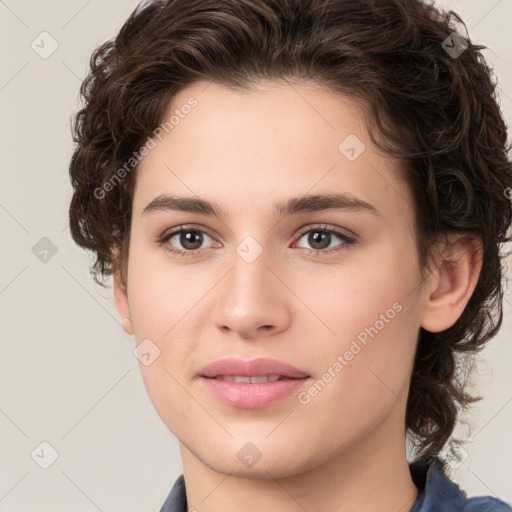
[294,226,356,253]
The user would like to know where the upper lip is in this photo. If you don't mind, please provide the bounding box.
[199,358,310,379]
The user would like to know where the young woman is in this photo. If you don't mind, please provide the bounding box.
[68,0,512,510]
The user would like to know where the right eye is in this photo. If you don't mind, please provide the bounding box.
[157,225,220,257]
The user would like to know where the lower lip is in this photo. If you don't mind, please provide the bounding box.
[200,377,311,408]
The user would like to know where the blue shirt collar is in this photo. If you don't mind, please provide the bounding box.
[159,457,511,511]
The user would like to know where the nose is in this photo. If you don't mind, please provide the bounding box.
[211,247,292,340]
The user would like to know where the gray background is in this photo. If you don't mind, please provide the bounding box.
[0,0,511,510]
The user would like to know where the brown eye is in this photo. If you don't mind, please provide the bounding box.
[306,231,332,250]
[158,227,217,256]
[295,225,357,254]
[177,230,204,250]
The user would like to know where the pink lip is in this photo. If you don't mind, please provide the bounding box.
[200,377,311,408]
[199,357,310,379]
[198,358,311,409]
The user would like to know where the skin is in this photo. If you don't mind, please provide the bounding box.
[113,79,482,512]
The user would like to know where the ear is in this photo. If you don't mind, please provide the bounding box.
[420,234,483,333]
[113,270,134,335]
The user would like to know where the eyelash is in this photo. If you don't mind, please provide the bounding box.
[156,224,357,258]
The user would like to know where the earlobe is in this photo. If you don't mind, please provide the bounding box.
[121,317,134,335]
[420,235,482,333]
[113,270,134,335]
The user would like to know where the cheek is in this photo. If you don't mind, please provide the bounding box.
[301,244,420,343]
[125,249,215,422]
[126,246,206,340]
[295,247,420,410]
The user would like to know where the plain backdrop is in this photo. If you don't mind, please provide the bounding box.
[0,0,511,510]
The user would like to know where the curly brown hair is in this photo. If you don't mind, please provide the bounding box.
[68,0,512,466]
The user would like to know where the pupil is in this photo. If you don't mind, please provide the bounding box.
[182,231,202,250]
[309,231,330,249]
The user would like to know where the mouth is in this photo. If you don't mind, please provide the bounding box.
[207,374,301,383]
[198,358,311,408]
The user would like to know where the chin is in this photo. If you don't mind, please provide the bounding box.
[198,439,317,479]
[208,457,303,480]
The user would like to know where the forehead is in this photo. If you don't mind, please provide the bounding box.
[133,79,413,228]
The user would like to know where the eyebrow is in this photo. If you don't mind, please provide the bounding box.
[141,192,380,219]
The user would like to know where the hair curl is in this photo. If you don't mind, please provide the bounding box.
[68,0,512,466]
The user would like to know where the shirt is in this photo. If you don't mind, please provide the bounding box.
[159,457,512,511]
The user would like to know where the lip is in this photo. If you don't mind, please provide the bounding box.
[198,358,311,409]
[199,357,310,379]
[200,377,311,408]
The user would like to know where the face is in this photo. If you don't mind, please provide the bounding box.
[115,80,431,478]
